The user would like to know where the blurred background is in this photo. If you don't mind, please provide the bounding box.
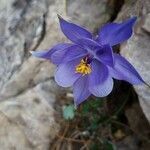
[0,0,150,149]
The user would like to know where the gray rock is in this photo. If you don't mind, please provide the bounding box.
[116,136,139,150]
[118,0,150,123]
[0,82,59,150]
[0,0,66,149]
[67,0,113,32]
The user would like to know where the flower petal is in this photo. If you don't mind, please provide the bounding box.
[97,17,137,46]
[51,45,87,64]
[31,43,72,62]
[89,59,113,97]
[108,54,144,84]
[58,15,92,44]
[77,38,102,54]
[77,39,114,67]
[95,44,114,67]
[54,58,82,87]
[73,75,91,106]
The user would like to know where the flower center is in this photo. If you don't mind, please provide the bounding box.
[75,57,91,75]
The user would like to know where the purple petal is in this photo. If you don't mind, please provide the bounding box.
[77,39,114,67]
[51,45,87,64]
[73,75,91,106]
[97,17,137,46]
[89,59,113,97]
[77,38,102,54]
[108,54,144,84]
[54,58,82,87]
[31,43,72,61]
[58,15,92,44]
[95,44,114,67]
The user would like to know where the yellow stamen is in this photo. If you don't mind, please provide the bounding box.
[75,58,91,75]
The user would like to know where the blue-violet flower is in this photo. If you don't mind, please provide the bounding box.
[31,15,143,106]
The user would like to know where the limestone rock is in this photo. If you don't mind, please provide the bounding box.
[118,0,150,122]
[67,0,113,32]
[0,0,66,149]
[0,82,58,150]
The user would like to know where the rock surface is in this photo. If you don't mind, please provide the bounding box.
[67,0,113,32]
[0,0,66,149]
[117,0,150,123]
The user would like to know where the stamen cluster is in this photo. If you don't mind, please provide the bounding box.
[75,58,91,75]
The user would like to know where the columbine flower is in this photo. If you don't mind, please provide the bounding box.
[31,15,143,106]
